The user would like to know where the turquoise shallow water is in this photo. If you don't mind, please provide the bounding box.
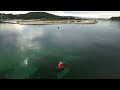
[0,20,120,79]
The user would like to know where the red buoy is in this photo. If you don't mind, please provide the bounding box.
[57,61,64,69]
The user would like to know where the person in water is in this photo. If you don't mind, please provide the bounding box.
[58,27,59,29]
[58,61,64,69]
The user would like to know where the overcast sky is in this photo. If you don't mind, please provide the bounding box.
[0,11,120,18]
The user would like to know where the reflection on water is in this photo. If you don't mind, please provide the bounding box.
[1,21,120,79]
[57,68,70,79]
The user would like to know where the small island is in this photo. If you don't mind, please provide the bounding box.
[109,16,120,20]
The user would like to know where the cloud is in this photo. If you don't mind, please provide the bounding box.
[45,11,120,18]
[0,11,30,14]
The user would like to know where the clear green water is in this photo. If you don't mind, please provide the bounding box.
[0,20,120,79]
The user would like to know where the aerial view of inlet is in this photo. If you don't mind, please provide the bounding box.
[0,11,120,79]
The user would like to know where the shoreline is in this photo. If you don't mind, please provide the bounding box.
[16,20,98,25]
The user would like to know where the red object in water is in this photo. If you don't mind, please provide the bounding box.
[57,61,64,69]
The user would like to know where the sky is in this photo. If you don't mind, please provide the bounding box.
[0,11,120,18]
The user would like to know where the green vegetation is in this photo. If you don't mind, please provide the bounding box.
[0,12,78,20]
[110,16,120,20]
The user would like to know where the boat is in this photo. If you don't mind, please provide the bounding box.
[57,61,64,71]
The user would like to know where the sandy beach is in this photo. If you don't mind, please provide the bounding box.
[16,20,98,25]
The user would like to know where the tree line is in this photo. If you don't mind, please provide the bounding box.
[0,12,77,20]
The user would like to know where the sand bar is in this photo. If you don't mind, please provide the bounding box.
[16,20,98,25]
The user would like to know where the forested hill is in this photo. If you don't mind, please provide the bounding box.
[109,16,120,20]
[0,12,76,20]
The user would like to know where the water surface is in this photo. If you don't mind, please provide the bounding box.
[0,20,120,79]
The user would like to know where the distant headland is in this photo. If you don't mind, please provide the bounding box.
[0,12,98,24]
[109,16,120,20]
